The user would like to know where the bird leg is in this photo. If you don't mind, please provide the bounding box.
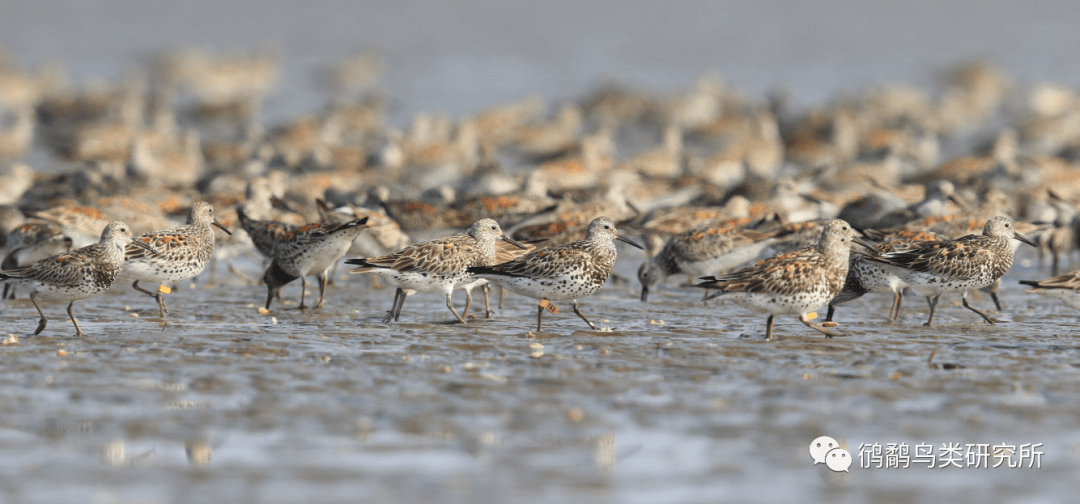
[157,289,169,319]
[462,289,474,319]
[888,290,904,323]
[446,292,467,324]
[482,284,493,319]
[382,288,402,323]
[315,271,328,309]
[800,313,840,338]
[962,293,1001,324]
[394,289,407,321]
[765,314,774,340]
[264,286,276,310]
[536,304,544,332]
[132,280,156,298]
[923,294,940,327]
[571,300,598,330]
[983,280,1004,311]
[132,280,169,320]
[29,292,47,335]
[298,276,308,310]
[67,301,85,337]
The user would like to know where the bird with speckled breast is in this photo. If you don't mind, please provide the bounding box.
[0,221,157,337]
[825,230,947,324]
[695,219,874,340]
[346,218,526,324]
[261,216,370,310]
[468,216,644,332]
[862,215,1035,326]
[123,202,232,322]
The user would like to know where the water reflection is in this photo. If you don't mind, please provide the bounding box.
[593,432,616,476]
[100,439,154,467]
[185,437,213,467]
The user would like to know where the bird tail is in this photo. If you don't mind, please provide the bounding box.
[694,275,724,288]
[345,257,380,274]
[466,265,501,276]
[0,270,23,282]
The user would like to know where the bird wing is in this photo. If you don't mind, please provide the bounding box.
[697,247,826,295]
[352,234,476,275]
[476,244,590,279]
[126,229,195,259]
[1,247,100,286]
[866,236,989,279]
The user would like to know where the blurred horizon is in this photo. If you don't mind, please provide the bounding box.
[3,0,1079,123]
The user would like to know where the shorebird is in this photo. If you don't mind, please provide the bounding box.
[695,219,873,340]
[468,216,644,331]
[456,237,543,318]
[825,229,946,323]
[123,202,231,321]
[346,218,525,324]
[637,225,778,301]
[236,208,296,260]
[0,221,156,336]
[862,216,1035,326]
[260,217,370,310]
[1,223,73,299]
[1020,271,1080,310]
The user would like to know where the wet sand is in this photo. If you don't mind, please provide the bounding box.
[1,248,1077,503]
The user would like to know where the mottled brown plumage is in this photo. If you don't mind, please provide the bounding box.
[346,218,524,323]
[456,238,545,319]
[826,235,946,323]
[124,202,231,320]
[1,222,73,300]
[638,225,777,301]
[696,219,871,340]
[864,216,1035,326]
[261,217,370,310]
[236,208,296,259]
[380,200,474,233]
[1021,270,1080,311]
[469,217,644,331]
[0,221,156,336]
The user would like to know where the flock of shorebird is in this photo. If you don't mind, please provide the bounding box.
[3,50,1080,338]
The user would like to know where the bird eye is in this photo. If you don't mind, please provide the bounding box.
[490,226,496,230]
[604,225,611,229]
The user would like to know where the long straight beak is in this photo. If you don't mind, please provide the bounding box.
[616,234,644,250]
[133,239,160,255]
[213,219,233,235]
[853,236,879,254]
[502,235,528,250]
[1014,232,1036,248]
[640,285,649,302]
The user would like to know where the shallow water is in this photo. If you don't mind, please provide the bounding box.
[1,247,1078,503]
